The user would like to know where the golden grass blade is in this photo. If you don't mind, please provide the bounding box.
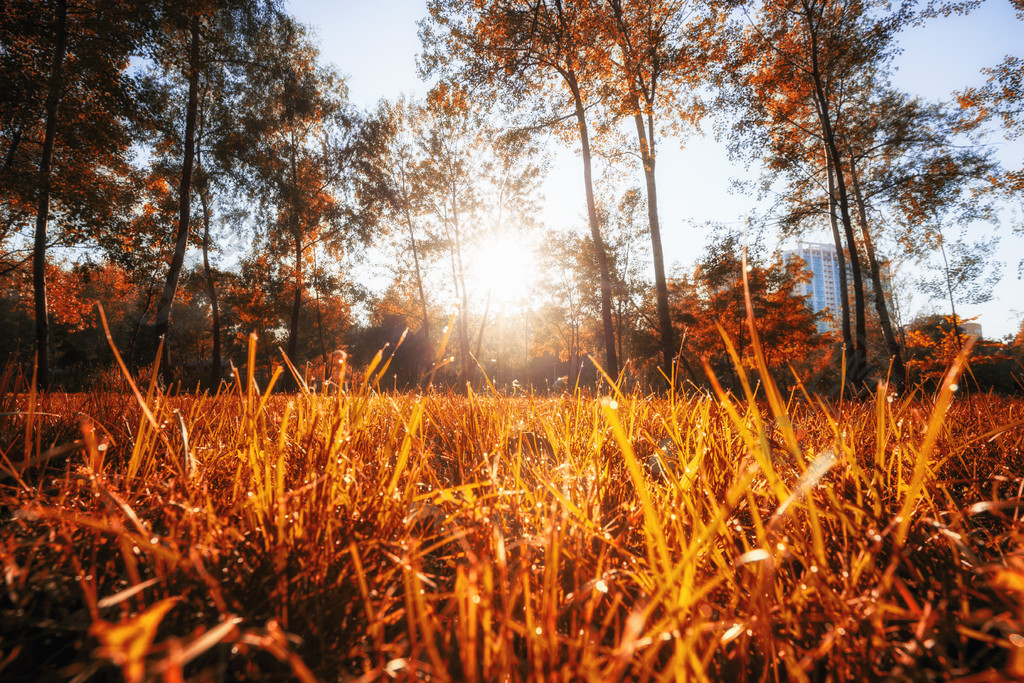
[600,397,671,577]
[587,355,627,406]
[896,338,974,545]
[383,400,426,501]
[740,248,801,460]
[279,348,310,396]
[372,328,408,389]
[97,577,162,609]
[96,304,175,468]
[154,615,243,675]
[767,448,838,530]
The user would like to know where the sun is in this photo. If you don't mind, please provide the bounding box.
[467,232,538,307]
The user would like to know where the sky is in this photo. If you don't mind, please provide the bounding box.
[287,0,1023,340]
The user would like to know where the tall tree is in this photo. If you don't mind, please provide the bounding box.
[144,0,281,387]
[839,91,987,387]
[421,0,621,378]
[1,0,141,387]
[412,85,543,386]
[31,0,68,390]
[600,0,721,384]
[728,0,907,387]
[150,8,200,387]
[228,16,387,371]
[376,98,434,344]
[956,0,1024,275]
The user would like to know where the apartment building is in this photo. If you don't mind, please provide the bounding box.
[782,242,842,333]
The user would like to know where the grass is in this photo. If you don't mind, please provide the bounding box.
[2,329,1024,681]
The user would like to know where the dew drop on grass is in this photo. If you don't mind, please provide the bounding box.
[535,627,543,635]
[472,594,481,604]
[595,579,608,593]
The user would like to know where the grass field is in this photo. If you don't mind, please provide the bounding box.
[2,336,1024,681]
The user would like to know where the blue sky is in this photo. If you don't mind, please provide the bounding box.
[288,0,1023,339]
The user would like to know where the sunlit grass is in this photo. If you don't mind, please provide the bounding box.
[2,333,1023,680]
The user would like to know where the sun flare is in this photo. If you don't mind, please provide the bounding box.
[467,233,538,307]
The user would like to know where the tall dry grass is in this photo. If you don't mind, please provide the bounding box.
[1,310,1023,680]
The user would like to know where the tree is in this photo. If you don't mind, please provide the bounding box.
[412,85,543,386]
[879,110,1001,353]
[728,0,908,388]
[532,229,602,385]
[598,187,655,375]
[226,15,389,375]
[143,0,282,387]
[599,0,722,384]
[1,0,142,387]
[674,232,832,391]
[956,0,1024,274]
[842,91,998,377]
[375,97,435,345]
[421,0,621,378]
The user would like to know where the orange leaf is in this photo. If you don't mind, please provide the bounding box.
[90,597,179,683]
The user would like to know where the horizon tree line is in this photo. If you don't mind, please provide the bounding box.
[0,0,1020,392]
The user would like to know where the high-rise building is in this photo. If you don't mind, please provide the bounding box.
[782,242,842,333]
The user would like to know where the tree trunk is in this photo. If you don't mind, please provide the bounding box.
[569,76,619,379]
[825,146,853,364]
[848,156,906,390]
[4,129,22,171]
[634,110,675,386]
[154,12,201,389]
[32,0,68,390]
[311,264,327,360]
[938,229,965,353]
[475,288,491,361]
[453,213,471,387]
[199,184,221,391]
[288,229,302,363]
[129,287,155,370]
[803,0,868,384]
[286,132,303,373]
[403,203,430,341]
